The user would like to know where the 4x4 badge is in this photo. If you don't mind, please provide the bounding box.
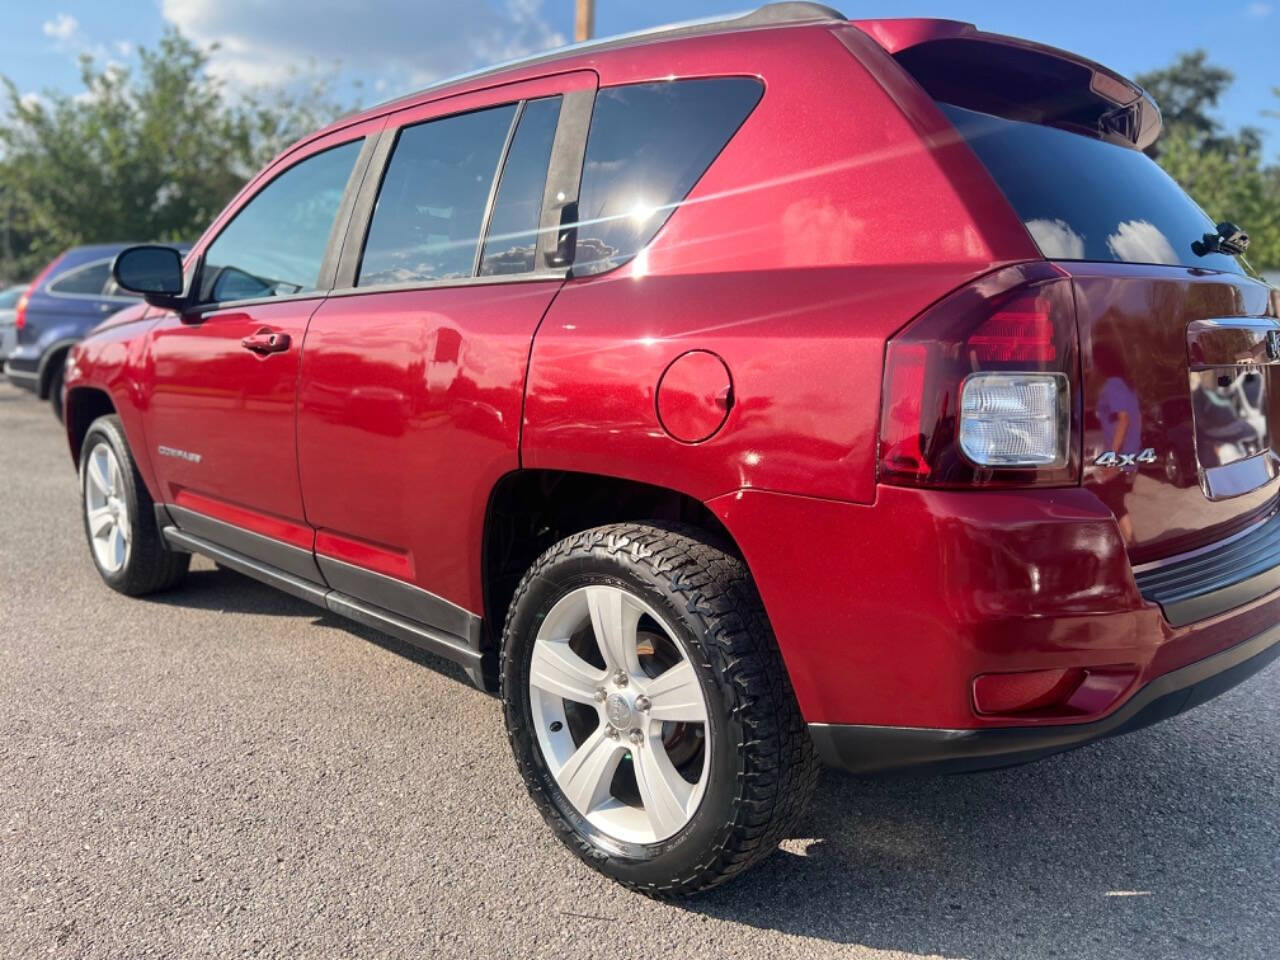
[1094,448,1157,468]
[1267,329,1280,362]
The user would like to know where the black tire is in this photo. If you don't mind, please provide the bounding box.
[79,414,189,596]
[47,359,65,423]
[501,523,817,897]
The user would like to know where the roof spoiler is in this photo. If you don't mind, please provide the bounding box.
[853,19,1162,150]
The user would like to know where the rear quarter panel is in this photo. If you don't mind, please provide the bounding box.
[524,23,1037,504]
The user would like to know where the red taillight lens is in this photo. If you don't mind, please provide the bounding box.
[14,252,67,334]
[967,309,1056,363]
[878,262,1080,487]
[880,343,931,477]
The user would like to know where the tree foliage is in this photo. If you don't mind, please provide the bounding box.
[1138,52,1280,272]
[0,28,350,283]
[1,34,1277,283]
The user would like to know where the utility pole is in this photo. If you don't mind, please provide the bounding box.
[575,0,595,42]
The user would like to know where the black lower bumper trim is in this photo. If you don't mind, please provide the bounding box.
[810,621,1280,775]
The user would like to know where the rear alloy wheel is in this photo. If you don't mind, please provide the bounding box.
[528,584,710,844]
[501,523,817,896]
[79,415,189,596]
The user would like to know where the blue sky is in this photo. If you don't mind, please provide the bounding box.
[2,1,1277,155]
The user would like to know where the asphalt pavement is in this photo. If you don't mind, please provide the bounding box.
[1,381,1278,959]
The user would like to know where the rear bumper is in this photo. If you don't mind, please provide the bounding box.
[710,485,1280,737]
[810,619,1280,773]
[3,358,39,393]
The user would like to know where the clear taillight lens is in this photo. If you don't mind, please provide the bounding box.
[958,373,1068,467]
[878,262,1080,487]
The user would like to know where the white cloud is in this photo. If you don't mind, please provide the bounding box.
[42,13,80,41]
[1025,218,1086,260]
[160,0,566,95]
[1247,2,1273,16]
[1106,219,1180,265]
[41,12,133,64]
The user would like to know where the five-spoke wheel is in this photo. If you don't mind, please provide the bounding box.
[502,523,817,896]
[528,584,709,844]
[84,441,131,574]
[78,414,189,595]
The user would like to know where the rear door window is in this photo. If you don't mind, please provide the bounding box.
[572,78,764,276]
[941,103,1245,274]
[49,260,111,296]
[200,139,364,304]
[478,96,562,277]
[359,105,517,286]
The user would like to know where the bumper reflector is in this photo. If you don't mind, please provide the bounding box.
[973,666,1138,718]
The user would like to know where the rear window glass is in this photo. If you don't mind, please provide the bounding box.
[572,77,763,276]
[942,103,1245,275]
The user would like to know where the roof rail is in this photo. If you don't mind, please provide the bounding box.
[363,3,846,115]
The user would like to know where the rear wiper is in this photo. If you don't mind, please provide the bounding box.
[1193,221,1250,257]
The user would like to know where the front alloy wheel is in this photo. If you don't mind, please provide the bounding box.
[84,441,131,574]
[79,414,189,595]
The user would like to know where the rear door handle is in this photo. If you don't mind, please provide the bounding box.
[241,329,291,355]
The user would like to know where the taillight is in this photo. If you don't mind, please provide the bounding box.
[14,252,67,334]
[878,262,1080,487]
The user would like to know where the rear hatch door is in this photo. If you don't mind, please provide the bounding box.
[889,31,1280,563]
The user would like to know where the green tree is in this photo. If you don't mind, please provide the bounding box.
[1138,52,1280,272]
[0,28,351,282]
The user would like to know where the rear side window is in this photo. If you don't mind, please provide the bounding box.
[479,96,562,277]
[49,260,110,296]
[942,104,1245,274]
[572,78,764,276]
[201,139,363,304]
[359,105,517,286]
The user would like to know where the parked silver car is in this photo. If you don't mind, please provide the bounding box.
[0,283,29,363]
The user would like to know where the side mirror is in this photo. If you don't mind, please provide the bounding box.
[112,245,186,309]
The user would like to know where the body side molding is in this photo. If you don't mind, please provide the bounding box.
[160,524,486,689]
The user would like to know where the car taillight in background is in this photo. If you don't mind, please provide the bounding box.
[878,262,1081,487]
[14,253,68,332]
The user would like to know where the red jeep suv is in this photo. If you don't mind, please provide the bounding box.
[63,3,1280,895]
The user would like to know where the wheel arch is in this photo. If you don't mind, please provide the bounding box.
[64,386,117,467]
[480,469,743,669]
[38,338,80,399]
